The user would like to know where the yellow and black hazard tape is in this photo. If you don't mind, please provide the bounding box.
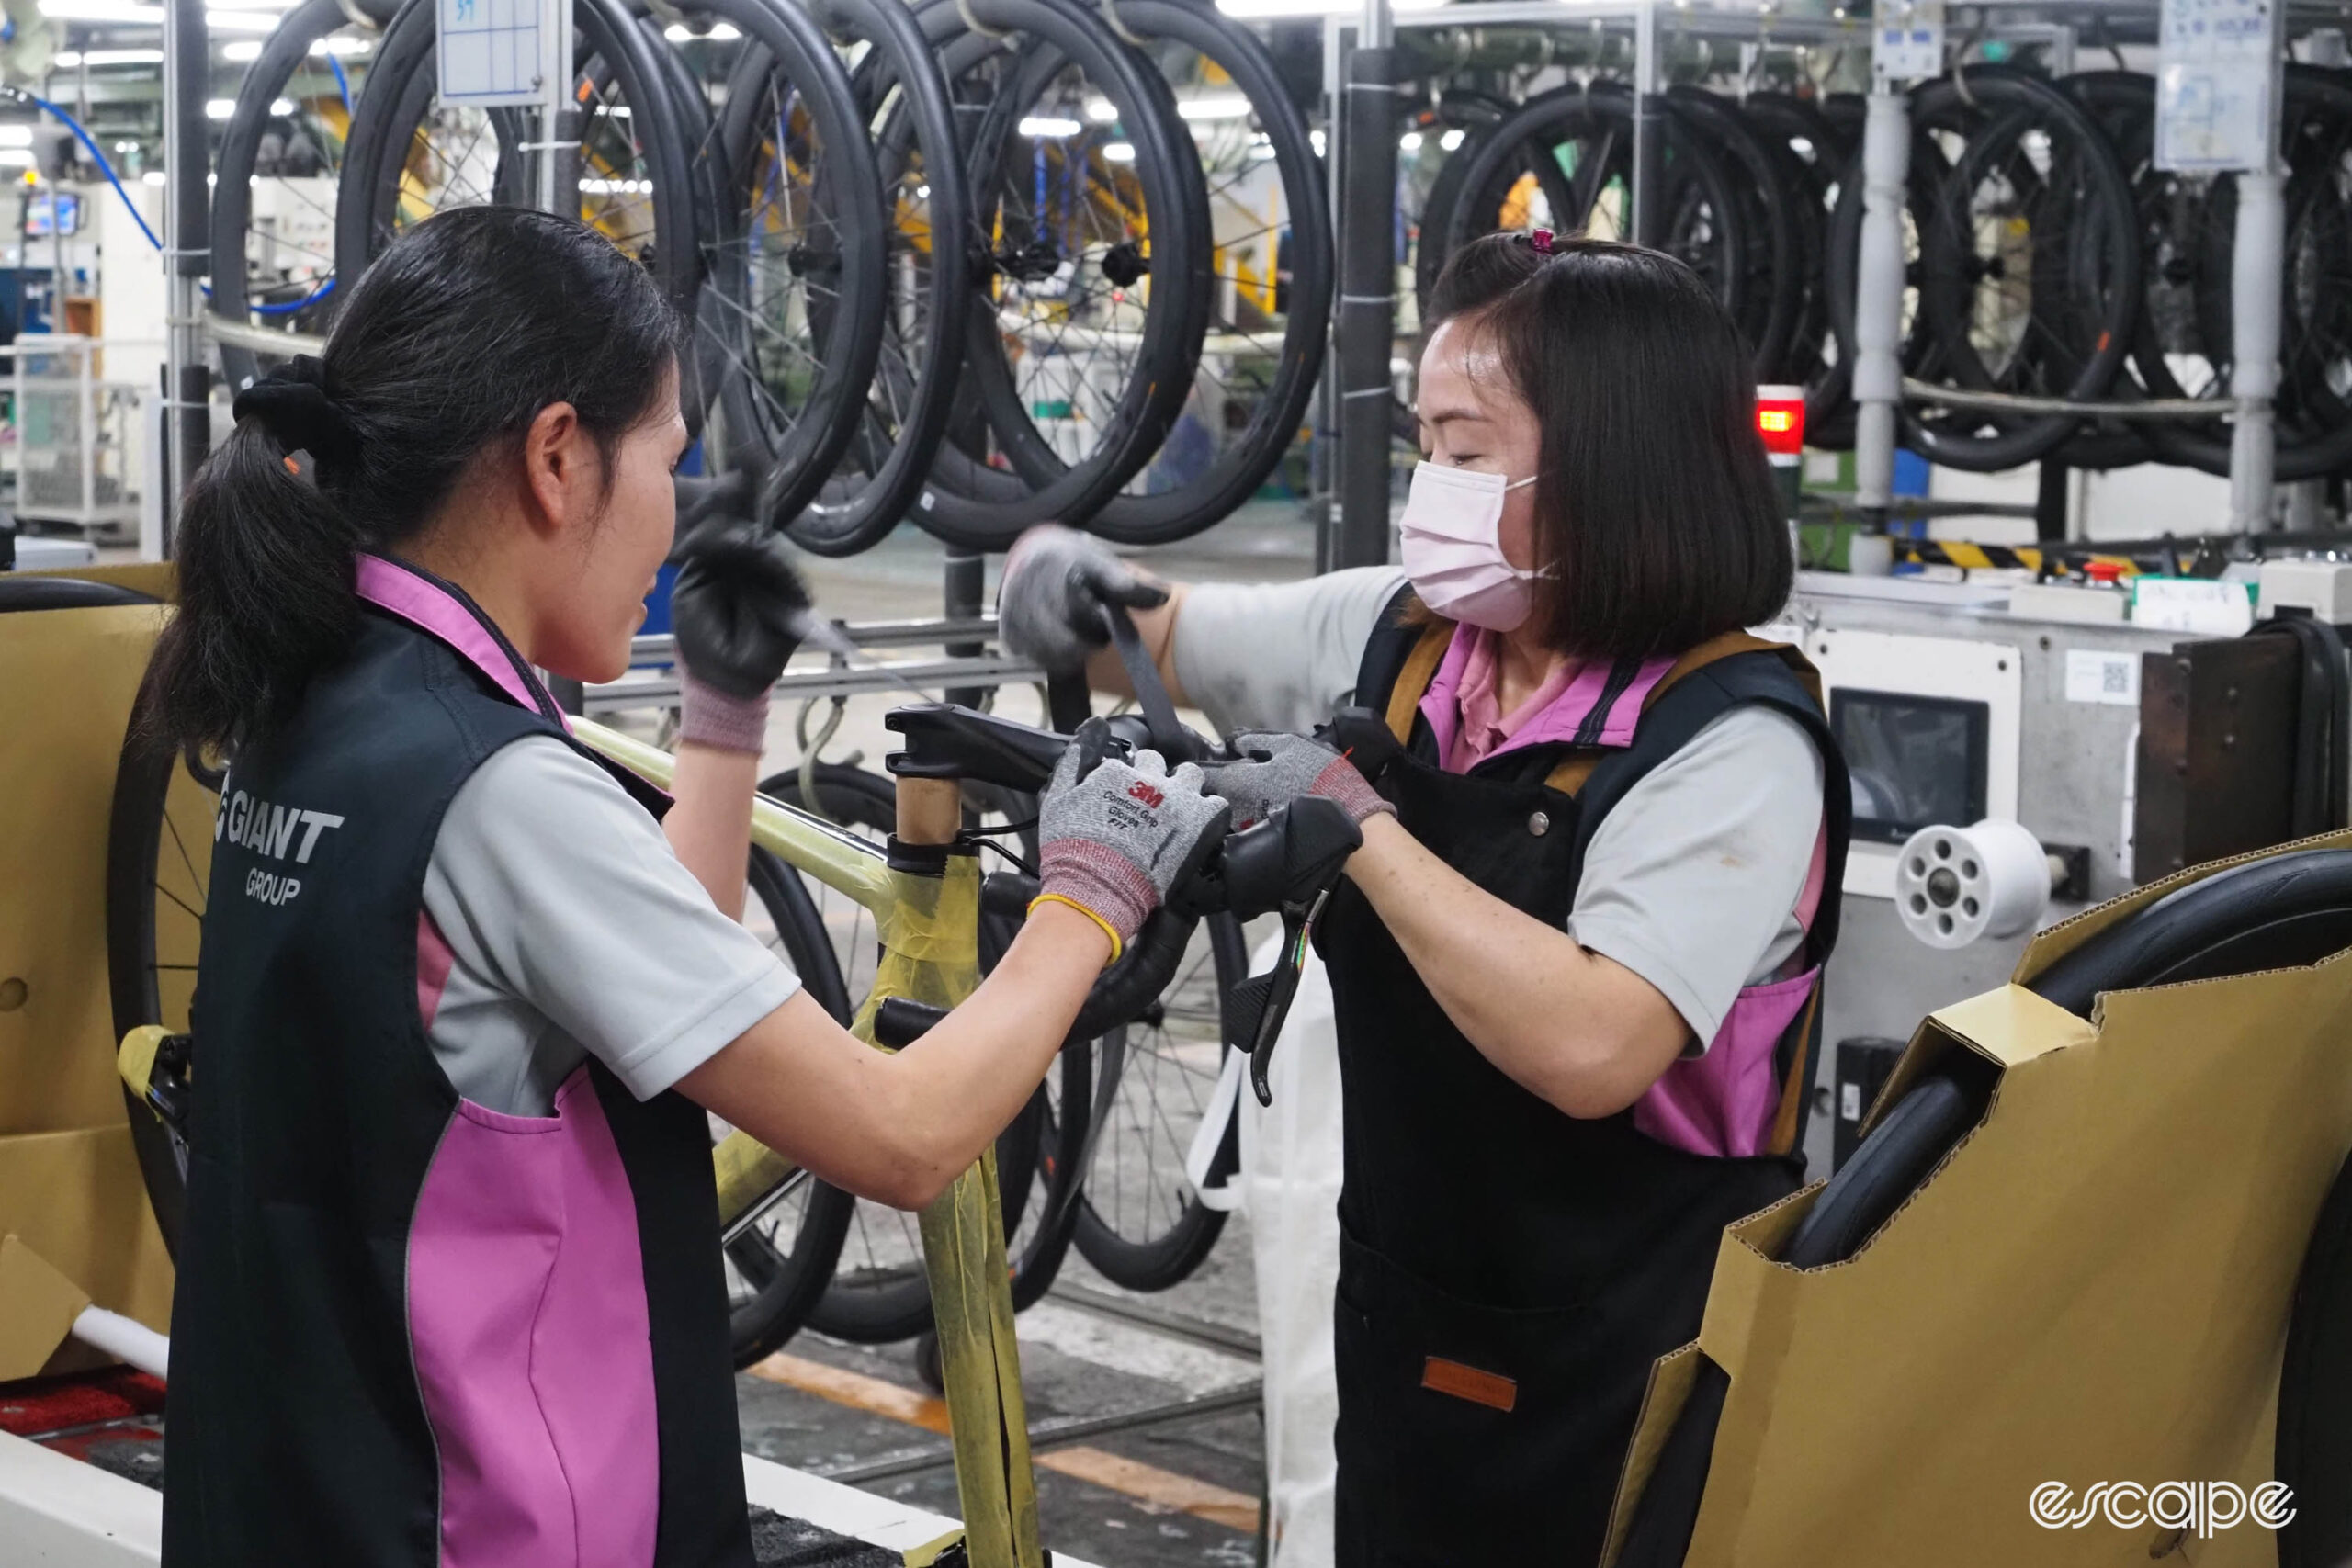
[1894,539,2046,573]
[1894,540,2149,579]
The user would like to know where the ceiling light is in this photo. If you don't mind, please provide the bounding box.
[271,96,295,115]
[112,140,137,152]
[1102,141,1136,163]
[141,169,165,186]
[1019,116,1080,138]
[205,98,235,119]
[1398,130,1421,151]
[38,0,164,20]
[663,20,739,40]
[66,46,165,64]
[223,39,263,59]
[1309,128,1325,155]
[309,34,369,53]
[0,127,31,148]
[1441,127,1464,151]
[1177,94,1250,121]
[0,151,36,167]
[206,9,286,30]
[1083,97,1116,123]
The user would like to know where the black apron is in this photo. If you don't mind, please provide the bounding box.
[1319,599,1850,1567]
[164,556,752,1568]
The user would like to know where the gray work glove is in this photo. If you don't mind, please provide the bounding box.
[1038,716,1230,950]
[996,524,1169,676]
[1199,730,1395,830]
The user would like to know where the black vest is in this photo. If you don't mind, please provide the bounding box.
[1320,593,1851,1568]
[163,557,752,1568]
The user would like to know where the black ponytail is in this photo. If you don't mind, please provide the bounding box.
[150,206,684,752]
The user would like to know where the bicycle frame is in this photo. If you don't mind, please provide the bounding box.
[573,716,1046,1568]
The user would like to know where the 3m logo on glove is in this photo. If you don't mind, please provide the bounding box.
[1126,780,1166,809]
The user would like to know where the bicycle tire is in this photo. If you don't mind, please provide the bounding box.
[2134,67,2352,479]
[1431,81,1749,330]
[723,844,858,1367]
[334,0,702,315]
[901,0,1213,548]
[104,643,211,1264]
[1901,68,2143,472]
[1736,90,1853,444]
[766,0,974,557]
[209,0,376,393]
[1069,908,1249,1292]
[1666,85,1802,379]
[681,0,888,530]
[1080,0,1332,547]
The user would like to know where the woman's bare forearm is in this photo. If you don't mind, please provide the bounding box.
[675,902,1111,1208]
[1341,813,1687,1117]
[663,740,761,920]
[1080,581,1192,705]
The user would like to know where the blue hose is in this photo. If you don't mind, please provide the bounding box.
[6,88,162,251]
[326,51,351,117]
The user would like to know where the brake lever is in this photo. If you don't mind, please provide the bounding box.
[1193,795,1362,1104]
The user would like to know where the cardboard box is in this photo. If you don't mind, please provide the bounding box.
[1603,829,2352,1567]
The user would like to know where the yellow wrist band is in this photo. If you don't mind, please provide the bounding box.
[1027,892,1125,966]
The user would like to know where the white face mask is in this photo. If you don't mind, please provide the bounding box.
[1396,461,1545,631]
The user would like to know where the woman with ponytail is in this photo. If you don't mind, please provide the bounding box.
[156,208,1227,1568]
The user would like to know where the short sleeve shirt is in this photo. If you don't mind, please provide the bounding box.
[1173,570,1824,1052]
[417,737,801,1116]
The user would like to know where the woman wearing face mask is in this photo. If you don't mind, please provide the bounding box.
[997,232,1850,1566]
[153,209,1227,1566]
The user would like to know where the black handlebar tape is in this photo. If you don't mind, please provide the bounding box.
[1069,907,1200,1041]
[1100,601,1200,762]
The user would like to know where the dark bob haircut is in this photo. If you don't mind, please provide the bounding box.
[1422,232,1790,660]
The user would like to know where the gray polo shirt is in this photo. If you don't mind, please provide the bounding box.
[420,738,801,1117]
[1173,569,1823,1053]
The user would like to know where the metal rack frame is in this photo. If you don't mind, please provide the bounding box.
[1319,0,2323,561]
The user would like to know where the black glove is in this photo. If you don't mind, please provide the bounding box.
[670,523,812,700]
[997,523,1169,675]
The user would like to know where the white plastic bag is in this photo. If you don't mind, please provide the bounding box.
[1238,933,1343,1568]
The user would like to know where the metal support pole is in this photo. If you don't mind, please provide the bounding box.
[1631,0,1661,247]
[2228,170,2285,534]
[1333,0,1397,570]
[537,0,576,214]
[944,549,986,710]
[1851,85,1911,514]
[162,0,209,554]
[1312,16,1347,574]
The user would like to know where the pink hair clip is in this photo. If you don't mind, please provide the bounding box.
[1530,228,1555,254]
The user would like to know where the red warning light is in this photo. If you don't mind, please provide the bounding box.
[1755,383,1805,459]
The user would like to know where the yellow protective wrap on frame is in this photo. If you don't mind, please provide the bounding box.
[864,853,1044,1568]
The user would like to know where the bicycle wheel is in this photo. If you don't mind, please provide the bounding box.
[2128,66,2352,479]
[1070,909,1247,1292]
[1080,0,1331,547]
[904,0,1213,549]
[209,0,383,392]
[1430,81,1747,333]
[1901,68,2142,473]
[334,0,700,315]
[720,844,857,1367]
[673,0,888,534]
[763,761,1085,1342]
[771,0,973,557]
[1738,90,1852,438]
[105,643,214,1263]
[1667,85,1802,380]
